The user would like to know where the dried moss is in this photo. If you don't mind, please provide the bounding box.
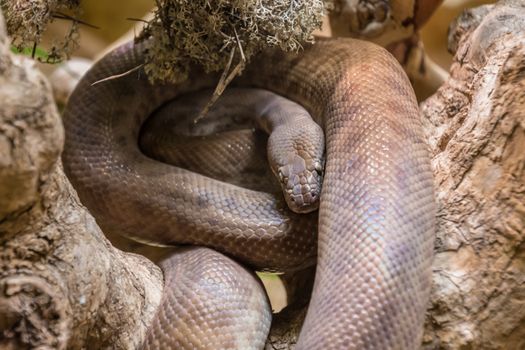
[1,0,81,63]
[140,0,330,83]
[2,0,332,80]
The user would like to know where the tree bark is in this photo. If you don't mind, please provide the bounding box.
[1,0,525,349]
[421,1,525,348]
[0,11,162,349]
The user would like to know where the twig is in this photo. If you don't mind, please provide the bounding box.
[233,26,246,62]
[193,47,236,123]
[126,17,149,23]
[52,12,100,29]
[31,42,37,59]
[193,27,246,124]
[91,64,144,86]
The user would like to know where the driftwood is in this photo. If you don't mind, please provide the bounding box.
[0,11,162,349]
[422,1,525,348]
[1,0,525,349]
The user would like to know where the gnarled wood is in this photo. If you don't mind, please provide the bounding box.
[0,11,162,349]
[422,1,525,348]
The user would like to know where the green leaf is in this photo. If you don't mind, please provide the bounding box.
[10,45,50,61]
[257,272,281,280]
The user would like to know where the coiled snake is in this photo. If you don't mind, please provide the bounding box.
[62,38,435,349]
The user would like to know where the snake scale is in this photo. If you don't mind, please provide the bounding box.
[62,38,435,349]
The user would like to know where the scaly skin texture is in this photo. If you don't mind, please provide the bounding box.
[62,45,318,272]
[143,247,271,350]
[139,89,273,193]
[141,88,325,213]
[142,127,274,193]
[62,38,435,349]
[239,37,435,349]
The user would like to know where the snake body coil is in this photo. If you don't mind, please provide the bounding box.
[63,38,435,349]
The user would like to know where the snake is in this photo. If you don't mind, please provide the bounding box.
[140,87,325,213]
[139,88,284,194]
[62,38,435,349]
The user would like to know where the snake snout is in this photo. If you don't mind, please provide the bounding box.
[278,156,323,214]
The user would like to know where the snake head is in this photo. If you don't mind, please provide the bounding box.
[278,155,324,214]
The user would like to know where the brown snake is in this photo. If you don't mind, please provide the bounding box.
[140,87,325,213]
[62,38,435,349]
